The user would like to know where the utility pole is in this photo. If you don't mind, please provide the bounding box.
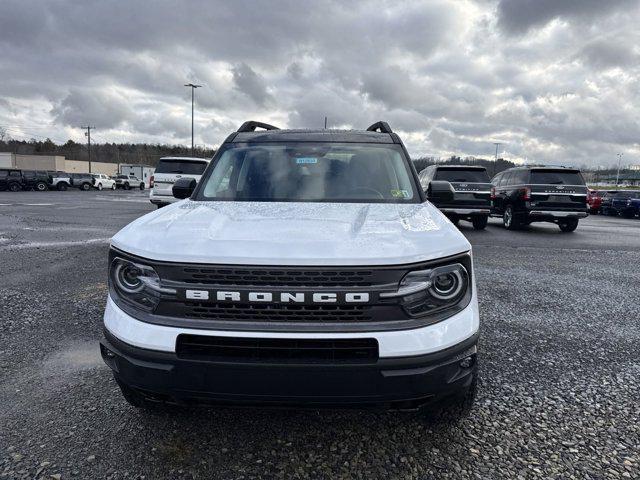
[81,126,95,173]
[493,142,501,176]
[616,153,623,186]
[184,83,202,156]
[324,116,327,129]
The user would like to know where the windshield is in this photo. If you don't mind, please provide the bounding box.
[156,159,207,175]
[530,170,585,185]
[195,143,418,203]
[434,168,490,183]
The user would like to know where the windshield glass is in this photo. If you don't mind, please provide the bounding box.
[156,159,207,175]
[434,168,490,183]
[195,143,417,203]
[530,170,585,185]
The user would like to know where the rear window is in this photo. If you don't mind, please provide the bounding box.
[155,159,207,175]
[434,168,490,183]
[530,170,585,185]
[613,191,640,198]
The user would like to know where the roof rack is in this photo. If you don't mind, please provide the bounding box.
[237,121,280,132]
[366,121,393,134]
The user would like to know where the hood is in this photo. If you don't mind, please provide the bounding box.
[111,200,470,266]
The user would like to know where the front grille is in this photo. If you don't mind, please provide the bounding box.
[173,302,374,323]
[174,266,375,287]
[176,334,379,364]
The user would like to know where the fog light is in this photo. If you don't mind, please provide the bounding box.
[459,356,474,368]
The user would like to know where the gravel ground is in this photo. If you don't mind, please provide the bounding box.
[0,190,638,479]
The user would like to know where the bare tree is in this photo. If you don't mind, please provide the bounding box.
[0,126,7,142]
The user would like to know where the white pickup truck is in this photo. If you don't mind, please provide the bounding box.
[101,121,479,421]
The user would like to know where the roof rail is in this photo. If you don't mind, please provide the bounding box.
[237,121,280,132]
[366,121,393,134]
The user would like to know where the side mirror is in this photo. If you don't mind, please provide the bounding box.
[172,177,197,199]
[427,180,454,203]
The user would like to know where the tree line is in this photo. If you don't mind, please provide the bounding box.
[0,137,216,167]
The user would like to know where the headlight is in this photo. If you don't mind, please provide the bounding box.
[380,263,470,317]
[109,257,175,311]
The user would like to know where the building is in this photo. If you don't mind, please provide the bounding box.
[119,164,155,188]
[0,153,118,175]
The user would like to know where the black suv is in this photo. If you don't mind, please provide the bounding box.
[491,166,588,232]
[418,165,492,229]
[0,169,51,191]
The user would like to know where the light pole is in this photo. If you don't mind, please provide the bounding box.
[493,142,501,176]
[616,153,623,186]
[184,83,202,156]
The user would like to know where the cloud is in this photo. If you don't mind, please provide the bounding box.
[231,63,273,107]
[496,0,639,35]
[0,0,639,166]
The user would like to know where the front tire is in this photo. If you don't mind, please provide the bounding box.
[471,216,488,230]
[8,183,21,192]
[57,182,68,191]
[97,183,103,191]
[81,183,91,191]
[139,183,145,191]
[124,183,131,190]
[558,218,579,232]
[503,205,521,230]
[35,181,48,191]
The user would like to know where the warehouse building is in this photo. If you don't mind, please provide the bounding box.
[0,153,120,176]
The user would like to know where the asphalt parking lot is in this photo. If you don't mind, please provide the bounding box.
[1,190,638,480]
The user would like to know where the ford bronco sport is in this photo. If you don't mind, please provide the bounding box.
[100,121,480,419]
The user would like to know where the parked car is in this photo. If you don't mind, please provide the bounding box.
[69,173,95,191]
[92,173,116,190]
[101,120,479,419]
[601,191,640,217]
[114,174,145,190]
[625,195,640,218]
[491,166,588,232]
[418,165,491,229]
[0,169,24,191]
[149,156,210,208]
[48,171,72,191]
[0,169,50,191]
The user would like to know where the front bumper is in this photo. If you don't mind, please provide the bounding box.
[101,329,478,409]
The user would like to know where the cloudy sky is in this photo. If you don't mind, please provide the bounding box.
[1,0,639,167]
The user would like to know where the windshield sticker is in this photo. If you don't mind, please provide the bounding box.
[390,189,410,198]
[295,157,318,164]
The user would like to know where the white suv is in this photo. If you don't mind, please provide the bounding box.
[92,173,116,190]
[149,156,210,208]
[101,121,479,419]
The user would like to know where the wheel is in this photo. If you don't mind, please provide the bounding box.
[111,183,116,190]
[471,216,488,230]
[503,205,521,230]
[81,182,91,191]
[558,218,579,232]
[57,182,68,191]
[139,183,145,191]
[8,183,21,192]
[124,183,131,190]
[97,183,103,191]
[35,181,47,191]
[156,204,164,209]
